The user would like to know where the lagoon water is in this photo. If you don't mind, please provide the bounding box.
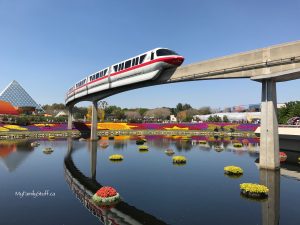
[0,136,299,225]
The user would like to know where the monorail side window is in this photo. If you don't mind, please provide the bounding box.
[113,65,118,72]
[121,63,124,70]
[125,60,131,69]
[135,57,139,65]
[139,54,146,64]
[96,73,99,79]
[151,52,154,60]
[104,69,108,75]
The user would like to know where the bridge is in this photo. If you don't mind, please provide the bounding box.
[66,40,300,170]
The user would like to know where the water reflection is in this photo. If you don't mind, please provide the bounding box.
[64,139,168,225]
[260,169,280,225]
[0,140,33,172]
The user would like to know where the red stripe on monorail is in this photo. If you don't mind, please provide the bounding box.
[70,56,183,93]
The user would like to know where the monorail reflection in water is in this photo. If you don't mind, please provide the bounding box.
[64,137,280,225]
[64,139,167,225]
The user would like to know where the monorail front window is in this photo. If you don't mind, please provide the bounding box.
[156,49,178,56]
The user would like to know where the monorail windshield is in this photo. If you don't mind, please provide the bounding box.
[156,49,178,56]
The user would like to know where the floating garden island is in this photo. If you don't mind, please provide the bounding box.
[214,146,224,152]
[199,140,207,145]
[233,142,243,148]
[240,183,269,199]
[172,156,187,165]
[280,152,287,162]
[136,139,146,145]
[224,166,243,178]
[43,147,54,154]
[181,136,191,141]
[109,154,123,161]
[92,186,120,207]
[165,149,175,156]
[138,145,149,152]
[100,142,109,148]
[31,141,40,147]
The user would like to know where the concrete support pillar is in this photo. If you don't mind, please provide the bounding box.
[260,169,280,225]
[67,106,73,130]
[91,101,98,141]
[260,79,280,170]
[67,137,73,156]
[90,141,97,180]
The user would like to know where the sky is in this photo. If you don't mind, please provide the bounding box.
[0,0,300,109]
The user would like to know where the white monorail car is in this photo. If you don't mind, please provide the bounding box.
[65,48,184,104]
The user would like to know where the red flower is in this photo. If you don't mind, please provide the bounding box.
[96,186,117,198]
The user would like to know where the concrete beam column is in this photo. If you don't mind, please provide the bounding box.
[90,141,97,179]
[260,79,280,170]
[91,101,98,141]
[67,106,73,130]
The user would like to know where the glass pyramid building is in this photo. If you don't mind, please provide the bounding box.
[0,80,42,110]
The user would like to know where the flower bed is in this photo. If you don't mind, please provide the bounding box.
[240,183,269,199]
[92,186,120,206]
[109,154,123,161]
[172,156,187,164]
[224,166,243,176]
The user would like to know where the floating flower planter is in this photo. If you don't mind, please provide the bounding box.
[31,141,40,147]
[100,142,109,148]
[109,154,123,161]
[233,142,243,148]
[79,138,87,141]
[165,149,175,156]
[172,156,187,164]
[48,135,55,140]
[240,183,269,199]
[136,139,145,145]
[138,145,149,151]
[214,146,224,152]
[199,140,207,145]
[92,186,120,206]
[280,152,287,162]
[43,147,54,154]
[224,166,243,177]
[181,136,191,141]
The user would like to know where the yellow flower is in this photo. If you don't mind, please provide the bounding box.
[0,127,9,132]
[3,125,27,131]
[109,154,124,161]
[240,183,269,194]
[224,166,243,175]
[172,156,187,164]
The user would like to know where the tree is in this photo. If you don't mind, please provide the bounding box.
[144,108,171,120]
[176,103,183,113]
[198,107,211,115]
[278,101,300,124]
[223,115,229,122]
[125,111,141,122]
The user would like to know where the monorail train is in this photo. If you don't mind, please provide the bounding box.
[65,48,184,104]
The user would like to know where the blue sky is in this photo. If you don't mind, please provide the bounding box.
[1,0,300,109]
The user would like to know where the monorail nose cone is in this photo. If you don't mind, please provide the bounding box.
[165,56,184,66]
